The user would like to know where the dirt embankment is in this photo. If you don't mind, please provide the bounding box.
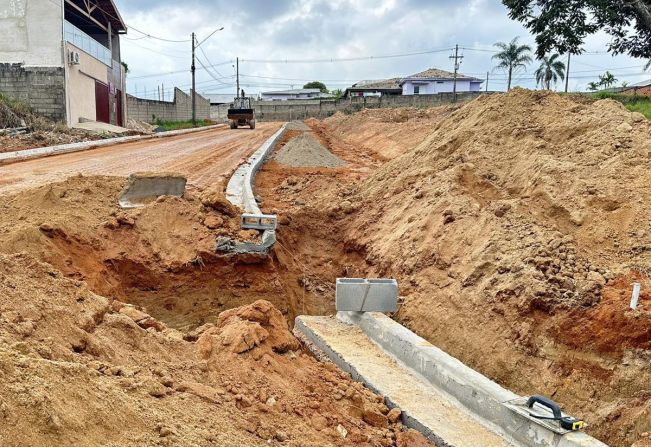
[256,92,650,447]
[0,174,434,447]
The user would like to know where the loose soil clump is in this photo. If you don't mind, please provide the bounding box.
[0,175,436,446]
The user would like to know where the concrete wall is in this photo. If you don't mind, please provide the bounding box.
[127,88,210,123]
[0,0,63,67]
[0,63,66,121]
[211,92,485,122]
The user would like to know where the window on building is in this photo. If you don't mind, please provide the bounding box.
[414,86,420,95]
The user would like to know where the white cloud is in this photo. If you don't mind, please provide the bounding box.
[114,0,650,99]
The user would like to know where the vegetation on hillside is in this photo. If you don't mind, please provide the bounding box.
[593,92,651,119]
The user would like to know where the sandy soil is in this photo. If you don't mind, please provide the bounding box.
[0,174,434,446]
[254,94,650,447]
[2,92,649,446]
[0,124,280,195]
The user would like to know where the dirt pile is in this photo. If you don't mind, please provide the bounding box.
[319,89,650,446]
[275,131,346,168]
[0,94,142,153]
[321,106,459,160]
[0,253,433,446]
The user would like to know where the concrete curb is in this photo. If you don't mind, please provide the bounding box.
[333,312,608,447]
[222,124,287,254]
[0,124,225,166]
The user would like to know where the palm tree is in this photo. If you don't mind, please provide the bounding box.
[534,54,566,90]
[599,71,618,89]
[587,82,600,91]
[492,37,533,91]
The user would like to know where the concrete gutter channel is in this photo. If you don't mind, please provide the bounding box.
[221,123,287,253]
[221,123,608,446]
[0,124,225,165]
[295,312,609,447]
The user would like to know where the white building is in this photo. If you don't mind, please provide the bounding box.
[400,68,483,95]
[261,88,332,101]
[0,0,128,126]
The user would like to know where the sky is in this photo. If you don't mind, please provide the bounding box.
[113,0,651,100]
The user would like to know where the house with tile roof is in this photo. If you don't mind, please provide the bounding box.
[400,68,484,95]
[343,78,403,98]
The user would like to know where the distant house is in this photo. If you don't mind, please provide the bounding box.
[344,78,402,98]
[400,68,483,95]
[204,94,239,105]
[621,79,651,96]
[261,88,332,101]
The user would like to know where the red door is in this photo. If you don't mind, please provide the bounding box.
[95,81,110,124]
[116,90,123,127]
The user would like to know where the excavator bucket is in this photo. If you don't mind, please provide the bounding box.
[118,173,187,208]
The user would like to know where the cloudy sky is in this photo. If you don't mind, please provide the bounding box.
[113,0,650,99]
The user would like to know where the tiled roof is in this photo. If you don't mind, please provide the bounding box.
[351,78,402,90]
[402,68,482,82]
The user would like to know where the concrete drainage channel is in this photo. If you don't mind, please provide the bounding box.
[218,123,287,254]
[294,279,609,447]
[218,124,608,446]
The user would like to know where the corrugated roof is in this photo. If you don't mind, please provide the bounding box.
[97,0,127,32]
[203,93,238,104]
[262,88,323,95]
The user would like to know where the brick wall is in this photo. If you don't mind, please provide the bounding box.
[127,88,210,123]
[211,92,485,122]
[0,63,66,122]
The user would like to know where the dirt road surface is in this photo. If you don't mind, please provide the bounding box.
[0,123,281,195]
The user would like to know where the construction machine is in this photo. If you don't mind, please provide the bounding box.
[227,92,256,129]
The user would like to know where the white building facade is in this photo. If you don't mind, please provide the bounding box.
[400,69,483,95]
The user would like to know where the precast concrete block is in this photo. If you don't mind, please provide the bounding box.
[336,278,398,312]
[241,213,277,231]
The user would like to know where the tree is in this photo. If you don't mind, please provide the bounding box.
[121,62,129,75]
[534,53,566,90]
[330,88,344,100]
[492,37,533,91]
[587,81,600,91]
[502,0,651,62]
[598,71,618,88]
[303,81,328,93]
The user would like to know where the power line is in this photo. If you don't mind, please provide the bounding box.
[239,47,454,64]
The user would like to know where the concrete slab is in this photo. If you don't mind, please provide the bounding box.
[118,173,186,208]
[73,121,131,134]
[295,313,609,447]
[295,315,517,447]
[335,278,398,312]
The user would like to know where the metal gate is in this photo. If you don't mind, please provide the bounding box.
[95,80,110,124]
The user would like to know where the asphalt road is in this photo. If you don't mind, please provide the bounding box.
[0,123,281,195]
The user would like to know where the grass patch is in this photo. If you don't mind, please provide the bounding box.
[154,119,213,131]
[592,92,651,119]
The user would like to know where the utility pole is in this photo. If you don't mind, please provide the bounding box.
[236,57,240,97]
[486,71,489,92]
[564,53,571,93]
[191,32,196,126]
[449,44,463,102]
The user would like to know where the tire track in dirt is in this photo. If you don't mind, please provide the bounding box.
[0,123,281,194]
